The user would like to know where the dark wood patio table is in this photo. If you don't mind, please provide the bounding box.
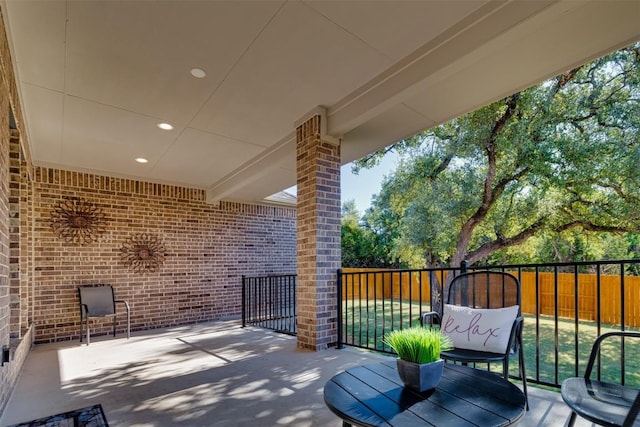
[324,360,526,427]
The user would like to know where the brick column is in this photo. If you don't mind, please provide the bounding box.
[296,113,340,351]
[8,131,20,338]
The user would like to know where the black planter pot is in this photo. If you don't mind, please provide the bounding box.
[396,358,444,392]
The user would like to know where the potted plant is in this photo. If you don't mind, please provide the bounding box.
[384,326,453,392]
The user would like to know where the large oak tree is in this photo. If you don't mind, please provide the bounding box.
[357,44,640,270]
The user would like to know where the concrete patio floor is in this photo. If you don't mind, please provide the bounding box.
[0,320,594,426]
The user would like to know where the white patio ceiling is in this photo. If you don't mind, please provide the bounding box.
[2,0,639,204]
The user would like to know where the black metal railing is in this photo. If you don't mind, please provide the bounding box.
[339,259,640,389]
[338,266,456,352]
[241,274,297,335]
[469,260,640,388]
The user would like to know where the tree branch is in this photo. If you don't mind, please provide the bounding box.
[477,95,521,220]
[555,221,630,234]
[466,220,631,265]
[555,67,581,93]
[491,167,530,202]
[428,154,454,180]
[451,94,520,266]
[466,218,546,264]
[352,145,397,173]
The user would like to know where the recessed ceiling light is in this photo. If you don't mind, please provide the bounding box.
[190,68,206,78]
[135,158,148,164]
[157,122,173,130]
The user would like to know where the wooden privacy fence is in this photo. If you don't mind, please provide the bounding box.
[341,268,640,327]
[521,271,640,327]
[340,268,450,301]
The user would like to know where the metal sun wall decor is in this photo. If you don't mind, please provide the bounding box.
[50,198,107,245]
[120,233,166,273]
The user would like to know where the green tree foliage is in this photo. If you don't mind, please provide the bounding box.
[486,231,633,265]
[341,200,404,268]
[357,43,640,269]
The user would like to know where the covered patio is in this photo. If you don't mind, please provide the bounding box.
[0,0,639,425]
[1,320,591,426]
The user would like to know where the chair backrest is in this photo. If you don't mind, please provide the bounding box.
[447,271,521,311]
[78,285,116,316]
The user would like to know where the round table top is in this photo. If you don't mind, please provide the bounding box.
[324,360,526,427]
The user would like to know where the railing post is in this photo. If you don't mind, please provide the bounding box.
[460,260,469,273]
[241,275,246,328]
[337,268,344,349]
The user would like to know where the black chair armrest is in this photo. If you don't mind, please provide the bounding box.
[505,315,524,354]
[420,311,441,327]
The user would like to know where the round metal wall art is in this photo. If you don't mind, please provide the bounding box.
[120,233,166,273]
[49,198,107,245]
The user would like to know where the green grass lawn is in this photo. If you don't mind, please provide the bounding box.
[341,298,640,388]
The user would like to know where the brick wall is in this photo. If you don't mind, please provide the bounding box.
[0,325,32,414]
[30,167,296,343]
[0,60,10,411]
[0,5,26,415]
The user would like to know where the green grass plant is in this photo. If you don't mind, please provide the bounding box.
[383,326,453,364]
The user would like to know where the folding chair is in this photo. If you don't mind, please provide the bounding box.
[78,284,130,345]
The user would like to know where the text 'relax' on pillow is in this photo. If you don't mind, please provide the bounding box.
[441,304,519,354]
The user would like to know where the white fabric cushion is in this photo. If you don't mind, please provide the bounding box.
[441,304,519,354]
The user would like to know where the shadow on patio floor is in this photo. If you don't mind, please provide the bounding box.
[0,320,593,426]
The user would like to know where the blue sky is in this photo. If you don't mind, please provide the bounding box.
[340,151,399,215]
[283,150,399,216]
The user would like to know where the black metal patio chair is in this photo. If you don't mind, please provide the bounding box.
[561,331,640,427]
[420,270,528,409]
[78,284,130,345]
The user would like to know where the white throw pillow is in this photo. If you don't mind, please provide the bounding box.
[441,304,519,354]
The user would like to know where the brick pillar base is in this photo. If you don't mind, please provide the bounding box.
[296,113,340,351]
